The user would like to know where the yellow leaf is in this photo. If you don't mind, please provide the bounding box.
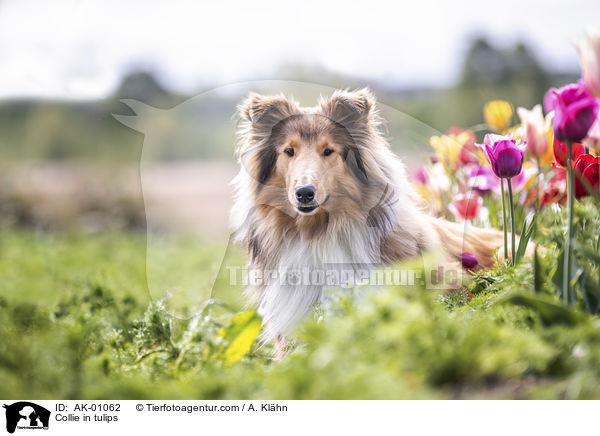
[217,310,262,366]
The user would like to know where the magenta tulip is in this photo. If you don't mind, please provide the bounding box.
[460,252,479,270]
[544,81,599,143]
[477,134,527,179]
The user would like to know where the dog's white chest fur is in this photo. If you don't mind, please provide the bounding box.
[258,225,380,339]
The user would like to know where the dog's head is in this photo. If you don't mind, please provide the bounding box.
[237,89,381,222]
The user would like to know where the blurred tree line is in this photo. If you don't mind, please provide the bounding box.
[0,37,577,162]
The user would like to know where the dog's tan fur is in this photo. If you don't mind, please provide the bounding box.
[231,88,507,346]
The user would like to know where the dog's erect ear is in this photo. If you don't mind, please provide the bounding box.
[320,88,375,127]
[238,93,299,127]
[321,89,376,185]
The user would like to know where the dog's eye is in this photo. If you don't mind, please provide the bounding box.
[284,148,295,157]
[323,148,334,157]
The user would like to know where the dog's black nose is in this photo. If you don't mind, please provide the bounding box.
[295,185,316,204]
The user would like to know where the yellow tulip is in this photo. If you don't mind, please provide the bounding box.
[429,132,469,168]
[540,122,555,166]
[484,100,513,132]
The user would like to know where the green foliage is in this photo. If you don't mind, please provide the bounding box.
[516,214,536,264]
[1,212,600,399]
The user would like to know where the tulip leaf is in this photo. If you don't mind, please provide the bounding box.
[552,249,564,292]
[502,294,583,326]
[515,215,536,264]
[572,241,600,265]
[533,248,543,294]
[581,272,600,315]
[551,249,578,304]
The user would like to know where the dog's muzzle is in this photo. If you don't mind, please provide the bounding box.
[295,185,330,214]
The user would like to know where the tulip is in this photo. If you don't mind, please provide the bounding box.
[576,28,600,98]
[484,100,513,132]
[430,132,470,169]
[478,134,527,179]
[544,81,598,304]
[448,192,482,221]
[517,104,550,159]
[447,127,479,164]
[477,134,527,266]
[574,154,600,198]
[540,168,567,207]
[413,164,449,209]
[583,116,600,151]
[552,137,585,168]
[545,82,600,304]
[413,166,428,185]
[544,81,599,143]
[460,252,479,270]
[467,164,499,195]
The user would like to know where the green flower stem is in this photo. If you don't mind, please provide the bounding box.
[534,157,540,239]
[563,141,575,304]
[507,178,516,267]
[500,178,508,264]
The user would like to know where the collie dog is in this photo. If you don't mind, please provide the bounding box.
[231,88,505,351]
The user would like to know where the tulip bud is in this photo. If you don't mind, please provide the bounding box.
[460,252,479,270]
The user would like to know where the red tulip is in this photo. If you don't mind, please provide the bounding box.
[540,167,567,207]
[552,138,585,168]
[448,192,482,220]
[574,153,600,198]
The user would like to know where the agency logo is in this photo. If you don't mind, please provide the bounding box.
[2,402,50,434]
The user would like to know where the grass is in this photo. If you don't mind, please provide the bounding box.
[1,199,600,399]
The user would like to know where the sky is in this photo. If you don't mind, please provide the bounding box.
[0,0,598,100]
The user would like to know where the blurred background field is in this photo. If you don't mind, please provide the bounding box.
[1,0,600,399]
[0,39,578,233]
